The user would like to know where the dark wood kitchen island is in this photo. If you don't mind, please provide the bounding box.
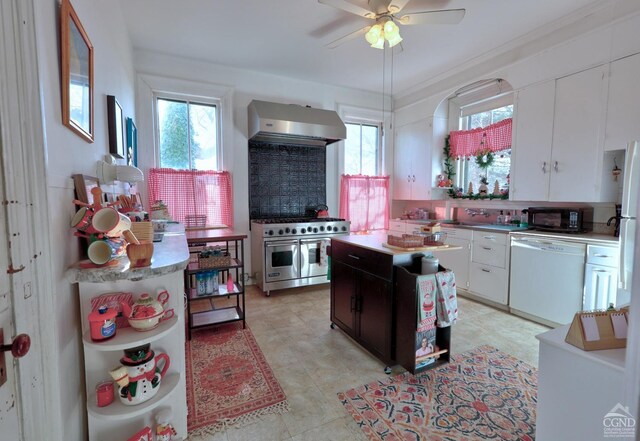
[330,233,458,373]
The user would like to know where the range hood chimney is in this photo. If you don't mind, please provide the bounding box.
[248,100,346,147]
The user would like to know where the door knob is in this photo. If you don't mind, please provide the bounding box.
[0,329,30,387]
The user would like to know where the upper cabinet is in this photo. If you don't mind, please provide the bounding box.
[605,53,640,151]
[550,64,609,202]
[511,80,556,201]
[511,64,616,202]
[393,119,431,200]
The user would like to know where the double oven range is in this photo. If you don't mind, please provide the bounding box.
[251,218,350,296]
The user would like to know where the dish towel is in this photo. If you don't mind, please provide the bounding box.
[319,241,328,266]
[435,270,458,327]
[416,274,437,331]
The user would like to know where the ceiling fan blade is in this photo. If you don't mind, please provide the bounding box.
[387,0,411,14]
[325,26,371,49]
[318,0,376,19]
[398,8,466,25]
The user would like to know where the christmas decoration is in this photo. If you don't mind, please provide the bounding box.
[468,182,474,194]
[493,180,500,195]
[475,149,494,169]
[478,176,489,195]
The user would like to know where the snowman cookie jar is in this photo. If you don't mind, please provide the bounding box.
[109,343,170,406]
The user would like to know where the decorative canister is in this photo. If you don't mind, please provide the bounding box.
[196,273,207,296]
[88,305,118,341]
[95,380,114,407]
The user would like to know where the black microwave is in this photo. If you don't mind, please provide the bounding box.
[528,207,593,233]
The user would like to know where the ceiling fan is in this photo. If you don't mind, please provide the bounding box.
[319,0,466,49]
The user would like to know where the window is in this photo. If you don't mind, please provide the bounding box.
[156,97,220,170]
[344,122,381,175]
[458,105,513,189]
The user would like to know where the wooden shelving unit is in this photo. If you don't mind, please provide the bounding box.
[184,230,247,339]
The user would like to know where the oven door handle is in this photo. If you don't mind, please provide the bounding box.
[265,240,299,248]
[300,237,332,244]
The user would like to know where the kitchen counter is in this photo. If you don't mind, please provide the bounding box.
[333,232,459,256]
[508,229,618,245]
[67,225,190,283]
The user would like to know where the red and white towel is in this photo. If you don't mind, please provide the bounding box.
[435,270,458,327]
[416,275,437,331]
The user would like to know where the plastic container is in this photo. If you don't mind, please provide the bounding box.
[196,273,207,296]
[421,255,439,275]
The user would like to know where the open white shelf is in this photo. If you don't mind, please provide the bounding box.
[82,317,179,351]
[87,373,180,421]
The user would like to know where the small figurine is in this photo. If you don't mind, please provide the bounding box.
[155,408,177,441]
[493,180,500,196]
[478,176,489,195]
[468,182,474,195]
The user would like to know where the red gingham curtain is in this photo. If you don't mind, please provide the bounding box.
[449,118,513,157]
[148,168,233,228]
[339,175,389,233]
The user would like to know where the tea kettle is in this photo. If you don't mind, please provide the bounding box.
[315,204,329,218]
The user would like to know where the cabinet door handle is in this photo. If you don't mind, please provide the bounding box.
[594,269,608,273]
[542,161,547,173]
[482,236,495,240]
[482,246,492,251]
[407,175,411,182]
[347,254,361,260]
[412,175,416,182]
[593,254,612,258]
[481,268,492,273]
[554,161,559,172]
[350,296,356,312]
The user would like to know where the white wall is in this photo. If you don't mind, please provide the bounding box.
[133,51,389,279]
[34,0,135,438]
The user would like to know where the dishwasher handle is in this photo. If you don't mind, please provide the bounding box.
[511,237,586,256]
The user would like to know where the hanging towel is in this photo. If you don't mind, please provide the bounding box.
[319,241,328,266]
[416,274,438,332]
[435,270,458,327]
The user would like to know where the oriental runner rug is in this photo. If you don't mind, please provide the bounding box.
[186,323,289,435]
[338,345,537,441]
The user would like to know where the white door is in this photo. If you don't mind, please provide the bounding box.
[510,80,555,201]
[0,0,53,438]
[605,53,640,151]
[550,65,607,202]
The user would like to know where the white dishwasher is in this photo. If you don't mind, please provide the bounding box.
[509,236,586,326]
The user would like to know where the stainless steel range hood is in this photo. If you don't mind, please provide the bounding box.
[248,100,346,147]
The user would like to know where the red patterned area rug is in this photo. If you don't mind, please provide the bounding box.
[186,323,289,436]
[338,345,537,441]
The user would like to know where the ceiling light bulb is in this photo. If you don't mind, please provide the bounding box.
[384,20,399,38]
[371,35,385,49]
[387,33,403,47]
[365,29,378,45]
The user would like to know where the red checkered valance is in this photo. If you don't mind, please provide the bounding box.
[449,118,513,157]
[148,168,233,228]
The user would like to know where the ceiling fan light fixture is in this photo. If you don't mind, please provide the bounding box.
[383,20,398,36]
[365,24,382,44]
[388,5,400,13]
[371,35,385,49]
[387,33,403,47]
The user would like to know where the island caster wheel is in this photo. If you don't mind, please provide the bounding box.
[330,323,335,329]
[266,291,270,297]
[384,366,392,375]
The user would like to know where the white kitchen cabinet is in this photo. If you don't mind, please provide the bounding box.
[550,65,609,202]
[511,65,615,202]
[468,231,510,305]
[605,53,640,151]
[387,220,407,236]
[433,227,471,291]
[510,80,555,201]
[393,120,430,200]
[584,244,619,310]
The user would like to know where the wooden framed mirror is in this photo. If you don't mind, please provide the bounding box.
[61,0,94,142]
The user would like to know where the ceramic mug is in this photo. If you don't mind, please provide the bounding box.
[87,238,127,265]
[70,206,99,235]
[92,207,132,238]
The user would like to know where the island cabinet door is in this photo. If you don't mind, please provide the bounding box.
[331,260,357,335]
[356,271,393,362]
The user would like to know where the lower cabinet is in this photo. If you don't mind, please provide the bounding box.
[434,227,471,290]
[468,231,510,305]
[331,259,393,362]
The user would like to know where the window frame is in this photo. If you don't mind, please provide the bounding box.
[343,117,383,176]
[153,91,222,171]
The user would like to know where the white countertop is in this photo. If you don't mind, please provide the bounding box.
[66,225,190,283]
[536,325,626,373]
[509,229,618,245]
[332,232,459,255]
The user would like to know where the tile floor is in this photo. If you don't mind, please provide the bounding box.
[191,285,549,441]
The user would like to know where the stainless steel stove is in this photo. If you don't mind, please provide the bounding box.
[251,217,350,296]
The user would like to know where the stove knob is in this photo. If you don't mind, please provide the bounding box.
[334,226,339,232]
[301,228,306,234]
[285,227,290,233]
[291,229,297,234]
[313,227,318,233]
[278,229,284,235]
[319,226,325,232]
[268,230,274,236]
[341,226,347,232]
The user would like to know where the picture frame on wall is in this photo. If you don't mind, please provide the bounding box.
[60,0,94,142]
[107,95,125,158]
[72,174,100,205]
[126,117,138,167]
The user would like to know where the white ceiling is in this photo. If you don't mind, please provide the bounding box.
[120,0,603,96]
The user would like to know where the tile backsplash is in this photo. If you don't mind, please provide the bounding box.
[249,141,326,219]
